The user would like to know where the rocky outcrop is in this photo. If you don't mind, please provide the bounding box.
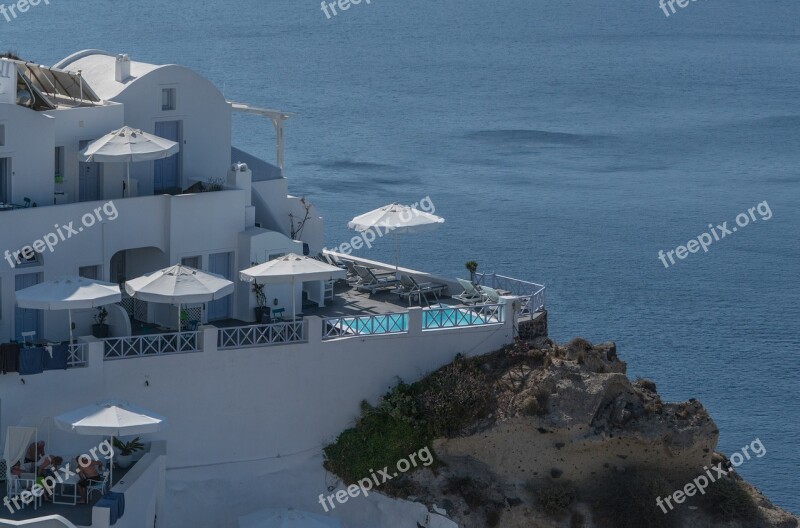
[371,339,798,528]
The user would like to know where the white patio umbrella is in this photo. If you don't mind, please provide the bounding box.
[54,399,167,489]
[125,264,234,331]
[15,276,121,345]
[348,203,445,272]
[79,126,179,197]
[240,254,345,321]
[238,508,341,528]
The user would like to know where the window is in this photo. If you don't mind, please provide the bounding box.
[181,256,201,269]
[0,157,8,203]
[79,265,100,280]
[54,147,64,183]
[268,253,286,261]
[11,246,42,268]
[0,124,5,146]
[161,88,176,111]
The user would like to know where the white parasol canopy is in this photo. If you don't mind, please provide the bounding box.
[125,264,234,330]
[240,254,345,321]
[54,400,167,488]
[348,203,445,271]
[79,126,179,197]
[15,276,121,345]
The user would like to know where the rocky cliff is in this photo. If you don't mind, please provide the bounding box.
[323,337,798,528]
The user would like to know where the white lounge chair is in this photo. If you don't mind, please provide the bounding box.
[394,275,448,306]
[354,266,399,295]
[453,278,483,304]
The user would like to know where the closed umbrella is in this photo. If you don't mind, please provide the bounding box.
[125,264,234,331]
[240,254,345,321]
[238,507,341,528]
[15,276,121,345]
[80,126,179,197]
[54,400,167,489]
[348,203,444,273]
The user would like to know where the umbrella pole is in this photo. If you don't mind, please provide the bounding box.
[177,303,181,332]
[68,309,74,347]
[292,277,296,322]
[126,163,131,198]
[394,233,399,276]
[110,435,114,489]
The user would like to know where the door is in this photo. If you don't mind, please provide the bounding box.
[79,140,102,202]
[153,121,182,194]
[206,252,232,321]
[15,273,42,340]
[0,158,9,203]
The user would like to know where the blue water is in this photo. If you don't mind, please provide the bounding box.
[4,0,798,513]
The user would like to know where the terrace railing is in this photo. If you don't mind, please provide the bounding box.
[218,321,305,350]
[103,331,200,360]
[423,303,505,330]
[67,343,88,368]
[473,272,546,315]
[323,313,408,340]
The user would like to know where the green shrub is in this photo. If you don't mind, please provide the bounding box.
[702,477,759,522]
[593,470,675,528]
[530,482,577,516]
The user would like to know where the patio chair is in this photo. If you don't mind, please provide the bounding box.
[395,275,448,306]
[453,278,484,304]
[343,260,362,284]
[21,331,36,348]
[354,266,400,295]
[86,470,110,500]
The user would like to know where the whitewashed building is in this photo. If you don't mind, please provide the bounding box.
[0,51,545,528]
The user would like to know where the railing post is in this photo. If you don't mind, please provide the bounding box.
[408,307,423,336]
[306,316,323,345]
[199,325,218,354]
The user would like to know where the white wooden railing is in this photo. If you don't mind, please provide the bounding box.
[473,272,546,314]
[103,331,200,360]
[217,321,305,349]
[323,313,408,340]
[67,343,88,368]
[423,303,504,330]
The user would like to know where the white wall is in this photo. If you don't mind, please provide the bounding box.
[107,66,232,194]
[0,103,55,207]
[0,190,246,343]
[0,314,515,527]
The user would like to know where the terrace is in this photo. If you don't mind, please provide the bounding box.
[98,255,545,359]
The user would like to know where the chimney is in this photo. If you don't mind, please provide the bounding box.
[115,54,131,82]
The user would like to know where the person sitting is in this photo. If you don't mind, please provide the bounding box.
[75,458,105,504]
[24,441,45,464]
[37,455,63,477]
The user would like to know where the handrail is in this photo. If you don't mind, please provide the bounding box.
[473,272,546,314]
[103,331,200,360]
[323,313,408,340]
[218,321,305,349]
[423,303,505,330]
[67,343,87,368]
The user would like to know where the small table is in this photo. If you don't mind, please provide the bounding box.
[52,473,80,505]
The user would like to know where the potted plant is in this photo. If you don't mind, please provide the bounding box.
[113,437,144,469]
[92,307,110,338]
[252,282,269,323]
[465,261,479,284]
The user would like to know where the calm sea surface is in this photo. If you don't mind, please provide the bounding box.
[4,0,798,513]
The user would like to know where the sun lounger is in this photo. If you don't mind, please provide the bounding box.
[354,265,400,295]
[453,278,484,304]
[480,286,502,303]
[394,275,448,306]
